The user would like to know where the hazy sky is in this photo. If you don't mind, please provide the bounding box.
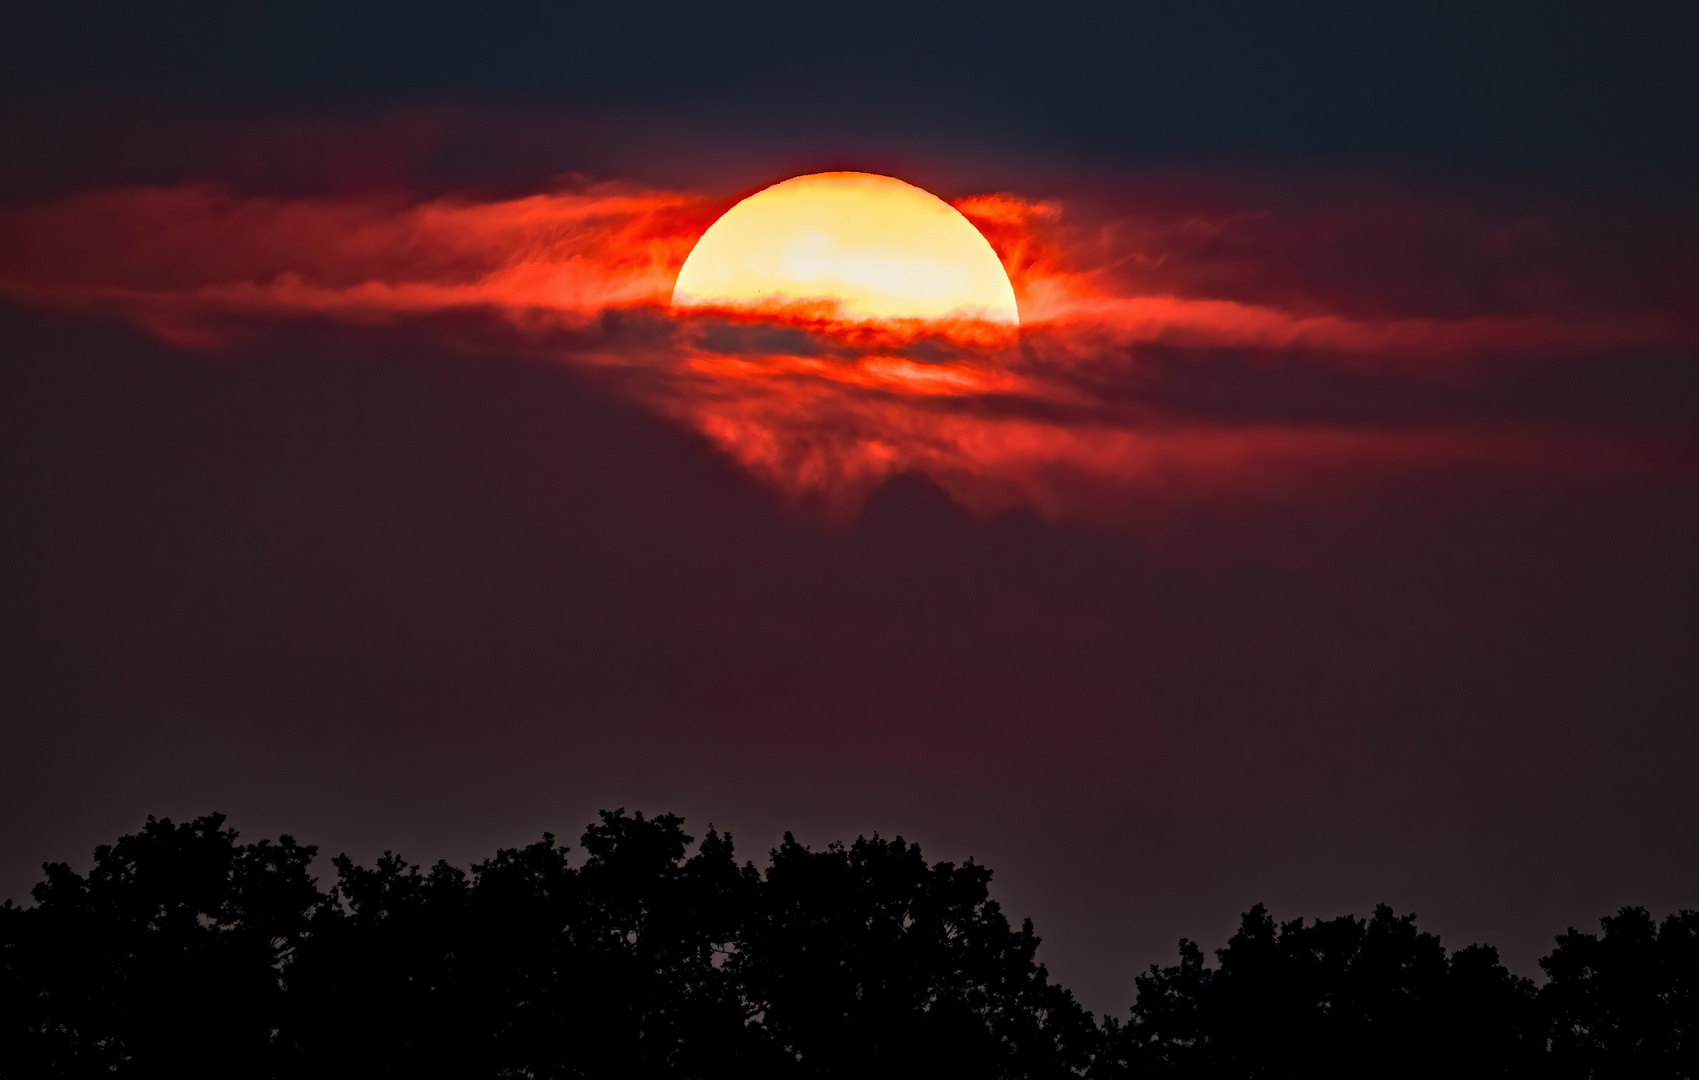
[3,1,1697,1014]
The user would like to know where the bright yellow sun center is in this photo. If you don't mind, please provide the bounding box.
[672,172,1019,326]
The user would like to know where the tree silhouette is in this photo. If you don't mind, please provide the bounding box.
[1095,903,1542,1079]
[743,832,1094,1079]
[279,810,773,1077]
[0,813,319,1078]
[1541,906,1699,1080]
[4,811,1697,1079]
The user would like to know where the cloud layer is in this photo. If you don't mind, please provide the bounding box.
[4,174,1694,523]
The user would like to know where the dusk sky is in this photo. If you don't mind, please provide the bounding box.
[3,1,1697,1014]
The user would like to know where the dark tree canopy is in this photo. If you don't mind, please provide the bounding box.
[1541,906,1699,1080]
[0,814,319,1075]
[745,832,1094,1080]
[1098,903,1544,1079]
[2,812,1695,1079]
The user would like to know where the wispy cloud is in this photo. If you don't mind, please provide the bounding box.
[3,178,1693,521]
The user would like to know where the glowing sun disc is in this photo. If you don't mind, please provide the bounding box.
[672,172,1019,325]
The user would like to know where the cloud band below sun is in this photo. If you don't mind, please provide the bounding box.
[1,178,1694,522]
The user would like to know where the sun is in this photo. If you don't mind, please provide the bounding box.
[672,172,1019,326]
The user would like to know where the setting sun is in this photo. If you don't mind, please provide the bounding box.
[671,172,1019,325]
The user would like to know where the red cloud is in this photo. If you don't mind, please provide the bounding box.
[0,184,717,342]
[2,178,1693,522]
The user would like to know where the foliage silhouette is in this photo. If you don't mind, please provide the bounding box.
[1540,906,1699,1079]
[1096,903,1544,1079]
[3,812,1696,1079]
[0,814,320,1077]
[743,832,1093,1079]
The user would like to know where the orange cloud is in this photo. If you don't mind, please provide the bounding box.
[2,180,1692,522]
[0,184,714,342]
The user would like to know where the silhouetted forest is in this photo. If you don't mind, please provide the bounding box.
[2,813,1694,1078]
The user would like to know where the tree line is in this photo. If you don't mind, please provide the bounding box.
[1,811,1694,1078]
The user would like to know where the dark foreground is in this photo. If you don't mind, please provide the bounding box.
[2,812,1693,1078]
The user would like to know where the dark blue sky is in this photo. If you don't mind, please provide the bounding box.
[7,1,1699,173]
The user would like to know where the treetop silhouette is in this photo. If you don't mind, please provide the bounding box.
[2,812,1693,1079]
